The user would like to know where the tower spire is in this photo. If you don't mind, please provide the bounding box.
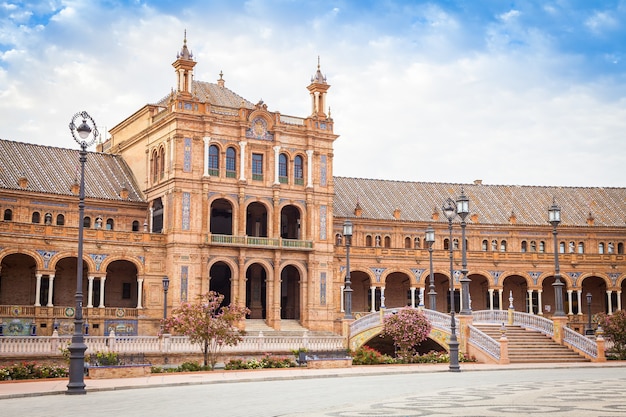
[307,57,330,117]
[173,30,196,95]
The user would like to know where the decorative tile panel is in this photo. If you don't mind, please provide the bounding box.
[183,137,192,172]
[320,205,327,240]
[182,192,191,231]
[181,265,188,302]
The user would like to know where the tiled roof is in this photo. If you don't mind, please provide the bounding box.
[154,81,255,109]
[0,139,144,202]
[333,177,626,227]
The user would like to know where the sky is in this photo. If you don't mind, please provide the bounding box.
[1,0,626,188]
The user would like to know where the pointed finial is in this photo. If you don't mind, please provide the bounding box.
[219,70,224,80]
[184,29,187,44]
[317,55,320,69]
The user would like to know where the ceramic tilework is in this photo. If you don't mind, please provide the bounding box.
[183,137,192,172]
[180,265,188,302]
[182,192,190,230]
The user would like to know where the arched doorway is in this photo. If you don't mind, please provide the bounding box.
[210,199,233,235]
[246,202,268,237]
[104,260,138,308]
[0,253,37,305]
[467,273,489,311]
[384,272,411,308]
[350,271,372,313]
[541,275,570,316]
[280,265,300,319]
[503,275,528,312]
[246,263,267,319]
[581,276,607,315]
[55,257,87,307]
[209,261,232,306]
[280,205,301,239]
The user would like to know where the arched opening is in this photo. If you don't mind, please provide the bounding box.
[210,199,233,235]
[581,276,608,315]
[350,271,372,313]
[246,263,267,319]
[280,205,301,239]
[383,272,411,308]
[104,260,139,309]
[467,274,490,311]
[540,275,569,317]
[56,214,65,226]
[503,275,528,312]
[280,265,300,320]
[246,202,268,237]
[0,253,38,305]
[209,262,232,306]
[32,212,40,223]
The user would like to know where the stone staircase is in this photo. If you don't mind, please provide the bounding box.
[473,323,589,363]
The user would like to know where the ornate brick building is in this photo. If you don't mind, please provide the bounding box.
[0,36,624,339]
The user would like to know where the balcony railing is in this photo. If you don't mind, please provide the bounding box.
[208,234,313,250]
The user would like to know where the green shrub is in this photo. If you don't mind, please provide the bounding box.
[0,362,68,380]
[89,351,120,366]
[351,346,394,365]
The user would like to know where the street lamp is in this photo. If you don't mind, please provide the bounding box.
[586,293,593,336]
[343,220,353,319]
[442,198,460,372]
[67,111,99,395]
[456,188,471,315]
[162,276,170,325]
[426,226,436,310]
[548,199,565,317]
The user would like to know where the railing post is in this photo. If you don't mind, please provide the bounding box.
[108,329,116,351]
[258,331,264,351]
[499,324,510,364]
[51,329,60,354]
[551,316,567,345]
[595,328,606,362]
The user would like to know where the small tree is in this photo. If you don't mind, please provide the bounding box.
[597,310,626,360]
[382,308,432,362]
[163,291,250,370]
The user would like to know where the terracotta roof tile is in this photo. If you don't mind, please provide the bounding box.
[333,177,626,227]
[0,139,144,202]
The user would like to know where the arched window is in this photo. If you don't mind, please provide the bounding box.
[32,212,41,223]
[208,145,219,175]
[539,241,545,253]
[84,216,92,228]
[618,242,624,254]
[482,240,488,251]
[294,155,304,185]
[152,149,159,183]
[226,147,237,178]
[279,153,288,183]
[159,147,165,179]
[3,209,12,221]
[56,214,65,226]
[414,237,421,249]
[404,237,411,249]
[132,220,140,232]
[366,235,373,247]
[444,238,450,251]
[500,240,507,252]
[598,242,605,254]
[521,241,527,252]
[106,218,114,230]
[384,236,391,248]
[559,241,565,253]
[578,242,585,254]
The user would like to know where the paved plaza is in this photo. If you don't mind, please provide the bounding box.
[0,363,625,416]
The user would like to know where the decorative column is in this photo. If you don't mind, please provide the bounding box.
[203,137,210,177]
[87,276,94,308]
[576,290,583,315]
[370,286,376,312]
[527,289,534,314]
[273,145,281,185]
[136,278,144,309]
[47,274,55,307]
[498,289,503,310]
[488,288,494,310]
[34,273,42,307]
[618,291,622,311]
[537,290,544,315]
[238,141,247,181]
[98,277,106,308]
[607,290,613,315]
[380,286,386,309]
[306,150,314,188]
[567,290,574,315]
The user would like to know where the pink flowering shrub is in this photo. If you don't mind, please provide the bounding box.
[163,291,250,370]
[382,308,432,363]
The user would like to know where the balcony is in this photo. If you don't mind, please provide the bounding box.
[207,234,313,250]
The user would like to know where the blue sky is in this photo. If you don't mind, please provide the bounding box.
[1,0,626,187]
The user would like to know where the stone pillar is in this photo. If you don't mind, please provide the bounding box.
[607,290,613,314]
[552,316,568,345]
[238,141,247,181]
[527,289,534,314]
[306,149,314,188]
[340,285,345,313]
[537,290,544,315]
[410,287,416,308]
[617,291,622,311]
[567,290,574,315]
[34,273,42,307]
[203,137,210,177]
[488,288,494,310]
[87,276,94,308]
[576,290,583,315]
[380,286,386,309]
[46,274,55,307]
[498,288,503,311]
[99,276,106,308]
[499,325,510,365]
[136,278,144,309]
[370,286,376,312]
[273,145,281,185]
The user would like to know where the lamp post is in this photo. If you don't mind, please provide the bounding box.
[586,293,593,336]
[456,188,471,315]
[426,226,436,310]
[442,198,460,372]
[162,276,170,325]
[548,199,565,317]
[67,111,99,395]
[343,220,353,319]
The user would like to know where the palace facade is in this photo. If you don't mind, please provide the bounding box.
[0,36,624,339]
